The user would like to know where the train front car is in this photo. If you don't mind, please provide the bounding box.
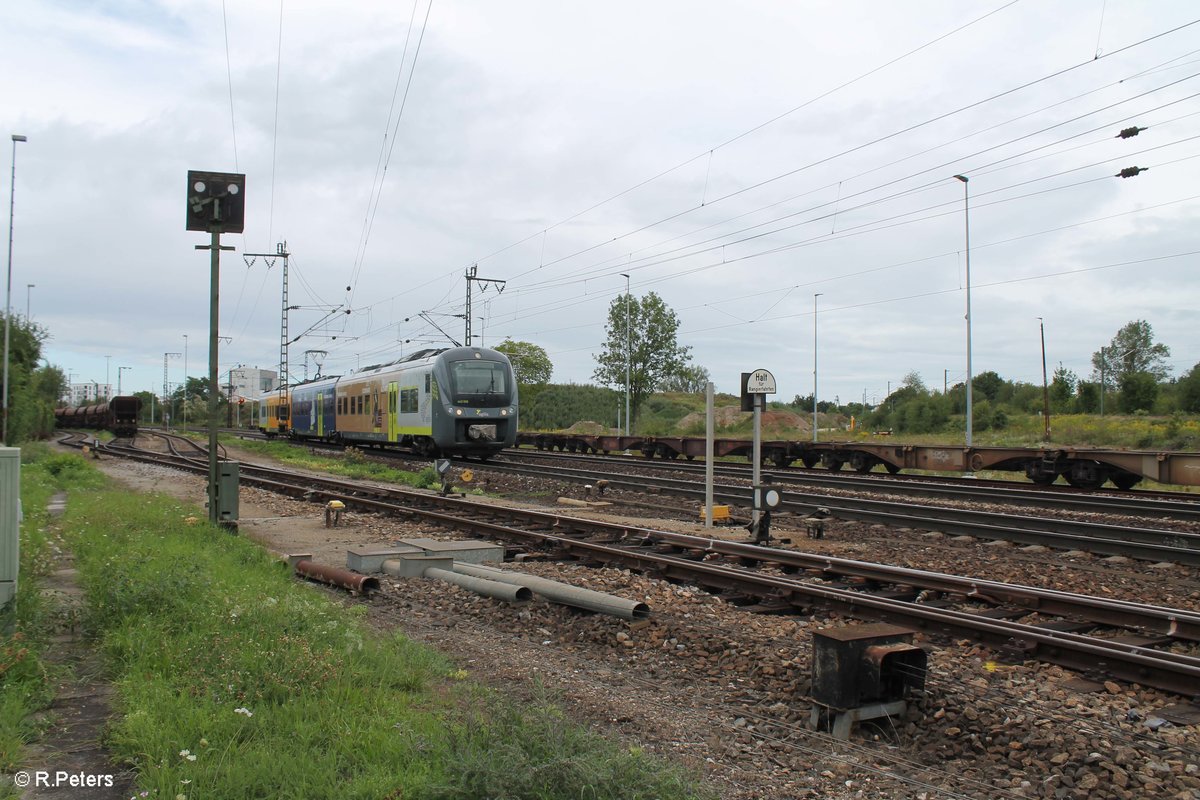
[431,346,518,458]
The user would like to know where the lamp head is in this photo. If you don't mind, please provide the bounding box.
[11,134,27,143]
[953,174,968,183]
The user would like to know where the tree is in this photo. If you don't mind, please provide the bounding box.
[1179,362,1200,414]
[1118,371,1159,413]
[972,370,1005,402]
[593,291,690,429]
[1076,381,1100,413]
[1049,364,1077,412]
[494,339,553,385]
[661,363,712,393]
[1091,320,1171,384]
[1,314,63,442]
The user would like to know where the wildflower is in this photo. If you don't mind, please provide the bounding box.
[179,748,197,762]
[234,706,253,717]
[198,738,208,748]
[180,779,192,785]
[177,794,188,800]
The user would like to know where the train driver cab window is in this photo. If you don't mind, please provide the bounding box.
[449,360,510,405]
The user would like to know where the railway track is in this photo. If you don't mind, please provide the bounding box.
[214,428,1200,563]
[500,446,1200,521]
[76,432,1200,696]
[451,456,1200,565]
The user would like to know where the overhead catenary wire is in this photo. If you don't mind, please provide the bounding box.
[345,27,1200,336]
[238,13,1200,376]
[346,0,435,311]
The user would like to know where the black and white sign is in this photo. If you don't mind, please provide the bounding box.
[745,368,777,394]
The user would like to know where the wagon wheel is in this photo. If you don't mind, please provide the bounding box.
[1065,473,1103,490]
[825,459,844,472]
[1110,473,1141,490]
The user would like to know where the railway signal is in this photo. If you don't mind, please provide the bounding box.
[186,169,245,526]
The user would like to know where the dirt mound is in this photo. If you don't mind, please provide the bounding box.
[563,420,610,435]
[676,406,811,436]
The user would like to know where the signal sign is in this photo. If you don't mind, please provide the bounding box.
[745,369,777,394]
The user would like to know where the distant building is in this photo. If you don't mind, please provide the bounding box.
[226,367,279,400]
[65,383,112,406]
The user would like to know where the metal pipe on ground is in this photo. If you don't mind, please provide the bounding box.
[454,562,651,620]
[381,559,532,603]
[295,560,380,595]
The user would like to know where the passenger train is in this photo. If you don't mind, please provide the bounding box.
[260,346,518,458]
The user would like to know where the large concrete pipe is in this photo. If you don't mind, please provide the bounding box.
[454,562,650,620]
[381,559,531,603]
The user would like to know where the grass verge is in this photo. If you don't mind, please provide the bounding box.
[219,435,440,490]
[60,457,709,799]
[1,445,108,783]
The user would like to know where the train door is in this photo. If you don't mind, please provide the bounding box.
[316,392,325,437]
[387,382,398,442]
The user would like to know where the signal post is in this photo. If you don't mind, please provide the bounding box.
[186,170,245,526]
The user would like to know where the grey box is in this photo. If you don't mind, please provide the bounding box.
[398,537,504,564]
[0,448,19,608]
[346,545,423,573]
[217,462,240,522]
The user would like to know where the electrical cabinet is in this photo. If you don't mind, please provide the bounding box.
[0,448,20,608]
[216,461,239,523]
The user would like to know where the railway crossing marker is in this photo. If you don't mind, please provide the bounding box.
[741,369,776,529]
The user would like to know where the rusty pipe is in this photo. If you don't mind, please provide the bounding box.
[454,562,650,620]
[295,560,380,595]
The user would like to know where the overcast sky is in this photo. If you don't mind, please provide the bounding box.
[3,1,1198,412]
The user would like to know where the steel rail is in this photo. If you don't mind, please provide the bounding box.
[91,439,1200,694]
[454,458,1200,565]
[503,447,1200,521]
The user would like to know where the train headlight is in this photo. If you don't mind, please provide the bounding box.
[455,408,463,416]
[500,408,508,416]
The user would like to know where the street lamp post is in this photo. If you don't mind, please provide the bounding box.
[118,366,131,396]
[2,133,28,445]
[183,334,188,428]
[25,283,33,319]
[1038,317,1050,442]
[619,273,631,437]
[953,174,973,449]
[105,355,112,399]
[812,293,822,443]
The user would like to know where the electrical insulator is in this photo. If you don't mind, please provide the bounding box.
[1116,166,1148,179]
[1116,126,1147,139]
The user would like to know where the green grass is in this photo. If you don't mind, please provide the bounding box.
[222,436,440,489]
[58,462,709,800]
[1,446,108,781]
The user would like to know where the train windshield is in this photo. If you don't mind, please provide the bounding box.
[449,360,510,404]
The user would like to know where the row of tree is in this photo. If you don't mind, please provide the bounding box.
[0,315,65,444]
[496,305,1199,435]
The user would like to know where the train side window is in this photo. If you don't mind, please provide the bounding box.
[425,374,431,393]
[400,388,418,414]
